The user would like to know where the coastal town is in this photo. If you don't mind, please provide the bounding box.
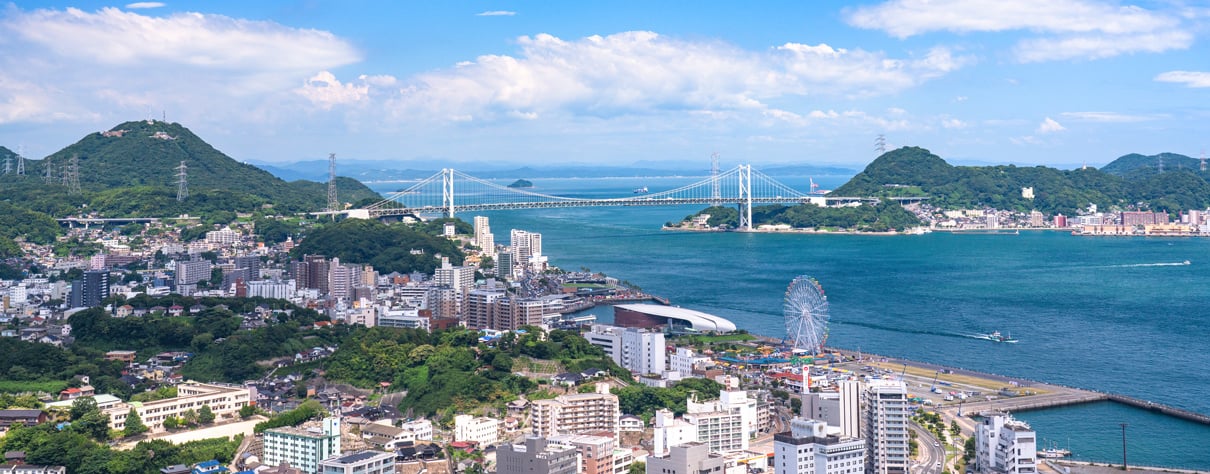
[1,212,1191,474]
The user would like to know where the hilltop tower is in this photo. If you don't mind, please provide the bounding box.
[176,161,188,201]
[43,156,54,184]
[15,145,24,175]
[2,153,9,175]
[1201,150,1206,172]
[875,134,887,155]
[327,153,338,214]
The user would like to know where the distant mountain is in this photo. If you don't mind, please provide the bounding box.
[1100,153,1203,176]
[249,159,857,181]
[832,146,1210,215]
[0,120,380,217]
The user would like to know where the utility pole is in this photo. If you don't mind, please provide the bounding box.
[1120,423,1128,471]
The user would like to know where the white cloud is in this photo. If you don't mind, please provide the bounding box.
[296,71,369,110]
[0,6,361,124]
[1015,30,1192,62]
[384,31,967,123]
[942,118,968,129]
[846,0,1191,62]
[1060,111,1163,123]
[476,10,516,17]
[1037,117,1065,134]
[125,2,165,9]
[1155,70,1210,88]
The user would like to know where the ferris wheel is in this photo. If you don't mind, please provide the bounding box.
[783,275,830,354]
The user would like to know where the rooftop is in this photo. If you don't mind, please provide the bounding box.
[615,304,737,332]
[323,451,390,465]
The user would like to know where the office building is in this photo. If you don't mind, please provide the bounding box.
[263,417,342,474]
[774,418,866,474]
[317,450,394,474]
[862,380,909,474]
[531,391,620,440]
[975,413,1037,474]
[496,251,514,279]
[497,436,579,474]
[585,324,666,376]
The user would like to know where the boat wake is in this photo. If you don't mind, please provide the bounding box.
[1108,261,1191,268]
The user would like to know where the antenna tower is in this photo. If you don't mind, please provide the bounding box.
[710,152,721,205]
[64,154,80,194]
[327,153,339,214]
[15,145,24,175]
[1200,150,1206,172]
[176,161,188,201]
[875,134,887,155]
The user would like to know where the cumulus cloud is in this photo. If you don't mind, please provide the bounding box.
[125,2,165,9]
[942,118,968,129]
[846,0,1191,62]
[1037,117,1065,134]
[1155,70,1210,88]
[384,31,967,123]
[476,10,516,17]
[0,6,361,124]
[296,71,369,110]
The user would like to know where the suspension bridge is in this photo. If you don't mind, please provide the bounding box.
[339,165,926,230]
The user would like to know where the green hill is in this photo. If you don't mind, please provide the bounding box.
[1100,152,1204,177]
[832,147,1210,215]
[0,120,379,218]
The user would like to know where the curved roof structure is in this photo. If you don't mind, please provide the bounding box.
[614,304,737,332]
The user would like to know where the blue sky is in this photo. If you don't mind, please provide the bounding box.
[0,1,1207,168]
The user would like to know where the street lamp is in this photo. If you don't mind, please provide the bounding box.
[1120,423,1128,471]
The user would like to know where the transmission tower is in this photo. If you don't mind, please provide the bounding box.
[327,153,339,214]
[2,153,10,175]
[15,145,24,175]
[176,161,188,201]
[710,152,721,205]
[1200,150,1205,172]
[43,156,54,184]
[1157,155,1164,173]
[64,154,80,194]
[875,134,887,155]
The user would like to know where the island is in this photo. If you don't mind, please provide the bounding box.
[507,179,534,188]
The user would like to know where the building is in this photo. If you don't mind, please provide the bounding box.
[327,258,361,300]
[496,252,515,279]
[862,380,909,474]
[0,409,48,428]
[400,419,433,440]
[175,260,212,287]
[683,392,750,453]
[1029,210,1044,227]
[510,230,543,269]
[612,304,736,333]
[1120,211,1169,227]
[975,413,1037,474]
[548,434,633,474]
[0,466,67,474]
[262,417,342,474]
[317,450,394,474]
[454,414,500,446]
[247,279,296,300]
[497,436,579,474]
[434,258,475,295]
[774,418,866,474]
[360,423,415,451]
[294,255,330,294]
[70,270,109,308]
[474,216,495,257]
[645,442,725,474]
[669,347,711,378]
[837,380,861,440]
[531,391,620,440]
[464,287,505,330]
[585,324,667,375]
[105,382,251,432]
[652,409,697,457]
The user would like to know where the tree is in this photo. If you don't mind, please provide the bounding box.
[70,396,98,421]
[163,417,180,430]
[239,405,256,419]
[183,408,198,427]
[123,408,148,437]
[950,420,961,436]
[73,410,111,442]
[629,462,645,474]
[198,404,215,424]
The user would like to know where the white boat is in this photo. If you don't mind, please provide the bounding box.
[973,331,1018,343]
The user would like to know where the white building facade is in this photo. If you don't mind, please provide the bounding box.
[975,413,1037,474]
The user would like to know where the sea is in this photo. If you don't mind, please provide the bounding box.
[367,176,1210,470]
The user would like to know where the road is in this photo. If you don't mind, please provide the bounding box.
[910,423,945,474]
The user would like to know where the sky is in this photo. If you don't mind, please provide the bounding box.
[0,1,1207,169]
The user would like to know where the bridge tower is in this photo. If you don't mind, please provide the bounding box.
[737,164,753,231]
[442,168,455,218]
[711,152,721,205]
[327,153,338,214]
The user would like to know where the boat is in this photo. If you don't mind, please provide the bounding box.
[1184,260,1191,265]
[973,331,1018,343]
[633,186,648,194]
[1037,440,1071,458]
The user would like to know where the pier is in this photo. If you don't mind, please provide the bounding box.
[1106,393,1210,425]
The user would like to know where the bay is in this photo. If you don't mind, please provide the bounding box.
[367,176,1210,469]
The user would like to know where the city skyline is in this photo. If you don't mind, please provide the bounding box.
[0,1,1207,168]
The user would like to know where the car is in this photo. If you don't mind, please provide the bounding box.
[934,442,941,447]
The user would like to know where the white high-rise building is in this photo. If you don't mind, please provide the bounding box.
[679,390,759,454]
[774,418,866,474]
[652,409,697,457]
[669,347,710,378]
[474,216,495,257]
[263,417,342,474]
[838,380,861,440]
[584,324,666,375]
[434,258,476,294]
[510,229,542,271]
[862,380,909,474]
[975,413,1037,474]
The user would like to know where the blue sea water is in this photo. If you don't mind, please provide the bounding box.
[367,176,1210,469]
